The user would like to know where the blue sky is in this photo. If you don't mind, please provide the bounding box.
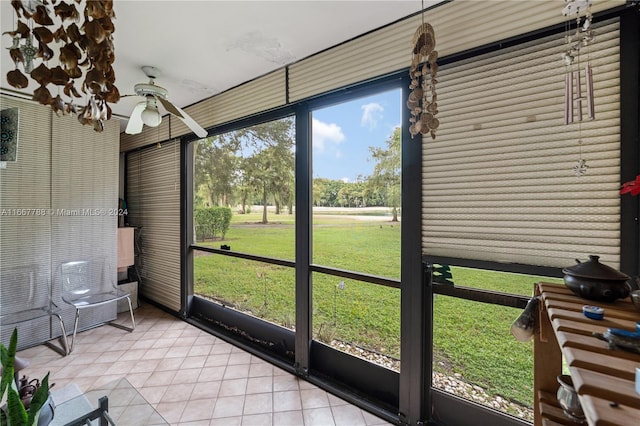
[311,88,401,182]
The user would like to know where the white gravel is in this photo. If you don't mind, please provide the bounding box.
[332,340,534,422]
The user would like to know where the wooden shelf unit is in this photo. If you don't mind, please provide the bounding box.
[534,283,640,426]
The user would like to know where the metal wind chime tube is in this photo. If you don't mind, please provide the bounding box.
[562,0,595,126]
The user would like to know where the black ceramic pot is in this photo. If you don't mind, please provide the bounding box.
[562,255,630,303]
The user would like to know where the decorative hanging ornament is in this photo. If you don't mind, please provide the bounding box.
[408,8,439,140]
[561,0,595,177]
[3,0,120,132]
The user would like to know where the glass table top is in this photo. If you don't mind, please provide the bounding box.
[50,378,168,426]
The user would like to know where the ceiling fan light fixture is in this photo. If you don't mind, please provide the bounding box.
[141,97,162,127]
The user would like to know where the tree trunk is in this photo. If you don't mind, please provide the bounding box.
[261,185,268,224]
[275,199,281,215]
[392,206,398,222]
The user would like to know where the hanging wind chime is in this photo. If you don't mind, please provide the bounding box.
[561,0,595,176]
[408,1,439,140]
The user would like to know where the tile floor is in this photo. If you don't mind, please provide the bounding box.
[17,303,393,426]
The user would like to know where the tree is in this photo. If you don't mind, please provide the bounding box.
[194,135,240,207]
[193,117,295,222]
[368,127,401,221]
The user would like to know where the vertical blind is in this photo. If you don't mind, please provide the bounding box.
[421,19,621,269]
[126,140,182,312]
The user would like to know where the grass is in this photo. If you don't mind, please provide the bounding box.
[194,211,563,409]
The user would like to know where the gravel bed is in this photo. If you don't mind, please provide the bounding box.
[332,340,534,422]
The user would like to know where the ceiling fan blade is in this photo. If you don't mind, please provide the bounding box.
[158,97,208,138]
[125,101,146,134]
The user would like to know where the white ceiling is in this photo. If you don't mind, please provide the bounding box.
[1,0,441,132]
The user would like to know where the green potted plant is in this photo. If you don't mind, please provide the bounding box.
[1,329,52,426]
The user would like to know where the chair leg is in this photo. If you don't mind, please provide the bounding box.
[109,296,135,333]
[68,308,80,354]
[44,313,70,356]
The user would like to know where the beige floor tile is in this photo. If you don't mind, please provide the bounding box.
[241,412,272,425]
[273,375,299,392]
[188,344,213,357]
[194,334,218,346]
[210,342,234,354]
[246,376,272,394]
[249,363,273,377]
[243,393,273,415]
[118,348,148,361]
[212,395,245,418]
[164,345,192,359]
[138,385,168,404]
[180,398,216,423]
[105,360,135,375]
[162,382,196,403]
[161,328,185,339]
[272,410,305,425]
[327,393,350,406]
[144,370,178,387]
[156,356,188,372]
[173,368,204,385]
[228,352,252,365]
[300,388,331,409]
[130,358,162,373]
[224,364,251,380]
[205,353,230,367]
[155,400,188,424]
[198,366,227,382]
[125,371,153,388]
[303,407,336,426]
[210,416,242,425]
[273,390,302,412]
[177,421,210,426]
[331,404,367,426]
[219,378,248,397]
[143,347,171,360]
[152,337,178,349]
[361,409,393,425]
[190,380,221,400]
[182,355,208,369]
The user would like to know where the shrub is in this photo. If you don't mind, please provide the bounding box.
[195,207,232,241]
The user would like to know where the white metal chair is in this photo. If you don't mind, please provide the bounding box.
[60,259,135,353]
[0,265,69,356]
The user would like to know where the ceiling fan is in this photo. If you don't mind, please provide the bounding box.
[125,66,208,138]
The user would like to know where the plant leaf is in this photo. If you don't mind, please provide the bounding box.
[26,373,49,426]
[0,329,18,402]
[7,387,27,426]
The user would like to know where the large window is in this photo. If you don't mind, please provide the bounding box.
[192,117,296,326]
[311,89,402,364]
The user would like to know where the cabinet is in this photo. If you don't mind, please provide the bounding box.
[534,283,640,425]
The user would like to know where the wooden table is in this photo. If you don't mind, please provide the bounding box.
[534,282,640,426]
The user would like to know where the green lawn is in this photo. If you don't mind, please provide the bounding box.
[194,212,563,409]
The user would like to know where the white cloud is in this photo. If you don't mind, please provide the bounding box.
[361,102,384,129]
[335,150,343,159]
[312,118,345,152]
[340,177,350,183]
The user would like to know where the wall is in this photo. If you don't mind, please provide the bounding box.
[0,95,120,350]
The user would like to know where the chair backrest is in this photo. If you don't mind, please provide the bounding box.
[60,259,116,304]
[0,265,50,320]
